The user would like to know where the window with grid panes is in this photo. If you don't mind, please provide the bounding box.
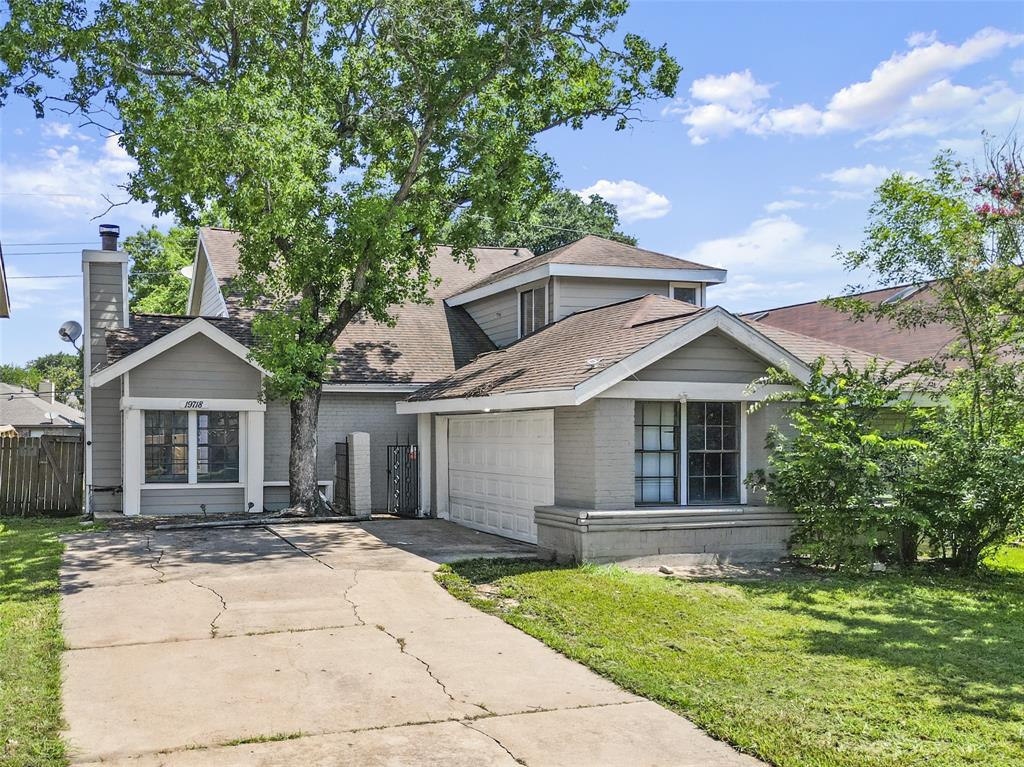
[197,411,240,482]
[686,401,740,504]
[634,401,680,504]
[144,411,188,483]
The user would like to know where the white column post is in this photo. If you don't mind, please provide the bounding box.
[348,432,372,519]
[122,408,143,516]
[245,409,264,513]
[417,413,432,517]
[434,416,449,520]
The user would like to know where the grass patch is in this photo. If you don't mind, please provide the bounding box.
[437,558,1024,767]
[1,517,94,767]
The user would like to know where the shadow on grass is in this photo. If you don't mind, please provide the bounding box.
[0,518,81,604]
[711,568,1024,721]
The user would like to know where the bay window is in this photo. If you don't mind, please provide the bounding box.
[142,410,241,486]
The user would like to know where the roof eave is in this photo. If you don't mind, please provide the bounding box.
[445,263,728,307]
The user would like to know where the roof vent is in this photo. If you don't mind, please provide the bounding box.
[748,311,768,321]
[880,284,926,306]
[585,358,602,369]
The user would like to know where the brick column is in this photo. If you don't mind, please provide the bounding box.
[347,431,371,519]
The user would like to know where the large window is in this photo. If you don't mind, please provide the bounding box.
[686,402,740,504]
[519,285,547,337]
[142,410,241,485]
[197,412,240,482]
[634,402,679,504]
[144,411,188,483]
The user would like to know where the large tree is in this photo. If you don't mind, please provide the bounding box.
[472,188,636,254]
[2,0,678,513]
[0,352,83,405]
[124,224,196,314]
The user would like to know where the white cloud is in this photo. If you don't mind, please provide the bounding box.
[577,179,672,222]
[690,70,771,111]
[906,31,938,47]
[678,216,841,310]
[40,121,73,138]
[821,164,893,187]
[1013,58,1024,76]
[669,27,1024,145]
[0,134,159,226]
[763,200,806,212]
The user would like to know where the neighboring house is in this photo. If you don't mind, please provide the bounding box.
[743,282,959,366]
[81,225,900,562]
[0,380,85,436]
[0,242,10,318]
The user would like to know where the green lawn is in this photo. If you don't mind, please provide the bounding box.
[437,555,1024,767]
[0,518,87,767]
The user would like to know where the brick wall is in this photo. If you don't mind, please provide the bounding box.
[553,399,634,510]
[264,391,417,512]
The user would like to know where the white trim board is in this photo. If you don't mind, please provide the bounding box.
[91,317,268,388]
[397,308,811,415]
[599,382,796,401]
[322,383,423,393]
[120,396,266,412]
[446,263,727,307]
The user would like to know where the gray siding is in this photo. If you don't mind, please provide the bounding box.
[556,277,669,320]
[131,334,262,399]
[553,399,634,510]
[463,288,519,347]
[745,402,795,505]
[198,247,228,317]
[636,330,771,384]
[264,391,416,513]
[91,379,123,512]
[140,486,245,516]
[88,262,124,365]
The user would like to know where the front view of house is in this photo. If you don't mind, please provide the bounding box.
[82,226,895,561]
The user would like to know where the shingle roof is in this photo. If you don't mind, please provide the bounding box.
[409,295,913,403]
[193,231,535,383]
[0,383,84,429]
[451,234,723,295]
[744,282,957,365]
[104,314,254,365]
[410,295,709,401]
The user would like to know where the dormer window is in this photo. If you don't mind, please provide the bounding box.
[670,283,699,305]
[519,285,547,337]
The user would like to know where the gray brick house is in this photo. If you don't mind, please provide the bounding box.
[82,226,899,561]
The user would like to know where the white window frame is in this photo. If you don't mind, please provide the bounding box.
[141,409,246,490]
[669,281,703,307]
[516,281,548,338]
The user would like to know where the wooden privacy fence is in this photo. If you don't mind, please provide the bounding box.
[0,434,84,516]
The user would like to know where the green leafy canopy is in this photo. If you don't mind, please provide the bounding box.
[1,0,679,401]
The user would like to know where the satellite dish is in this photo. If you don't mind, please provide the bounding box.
[59,320,83,344]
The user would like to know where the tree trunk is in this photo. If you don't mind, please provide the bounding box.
[288,386,327,515]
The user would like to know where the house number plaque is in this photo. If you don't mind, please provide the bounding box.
[182,400,207,409]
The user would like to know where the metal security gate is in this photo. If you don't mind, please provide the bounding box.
[0,434,84,516]
[386,443,418,516]
[334,442,349,513]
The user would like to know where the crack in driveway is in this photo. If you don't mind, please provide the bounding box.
[460,720,529,765]
[143,533,166,582]
[189,580,228,637]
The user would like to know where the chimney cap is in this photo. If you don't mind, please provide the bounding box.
[99,223,121,251]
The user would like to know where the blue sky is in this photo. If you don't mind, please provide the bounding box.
[1,1,1022,365]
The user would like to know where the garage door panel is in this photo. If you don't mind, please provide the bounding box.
[447,410,553,544]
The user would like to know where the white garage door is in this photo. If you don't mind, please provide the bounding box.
[447,410,554,543]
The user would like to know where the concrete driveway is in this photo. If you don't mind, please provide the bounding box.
[60,519,762,766]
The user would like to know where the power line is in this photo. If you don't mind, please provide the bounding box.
[3,241,96,246]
